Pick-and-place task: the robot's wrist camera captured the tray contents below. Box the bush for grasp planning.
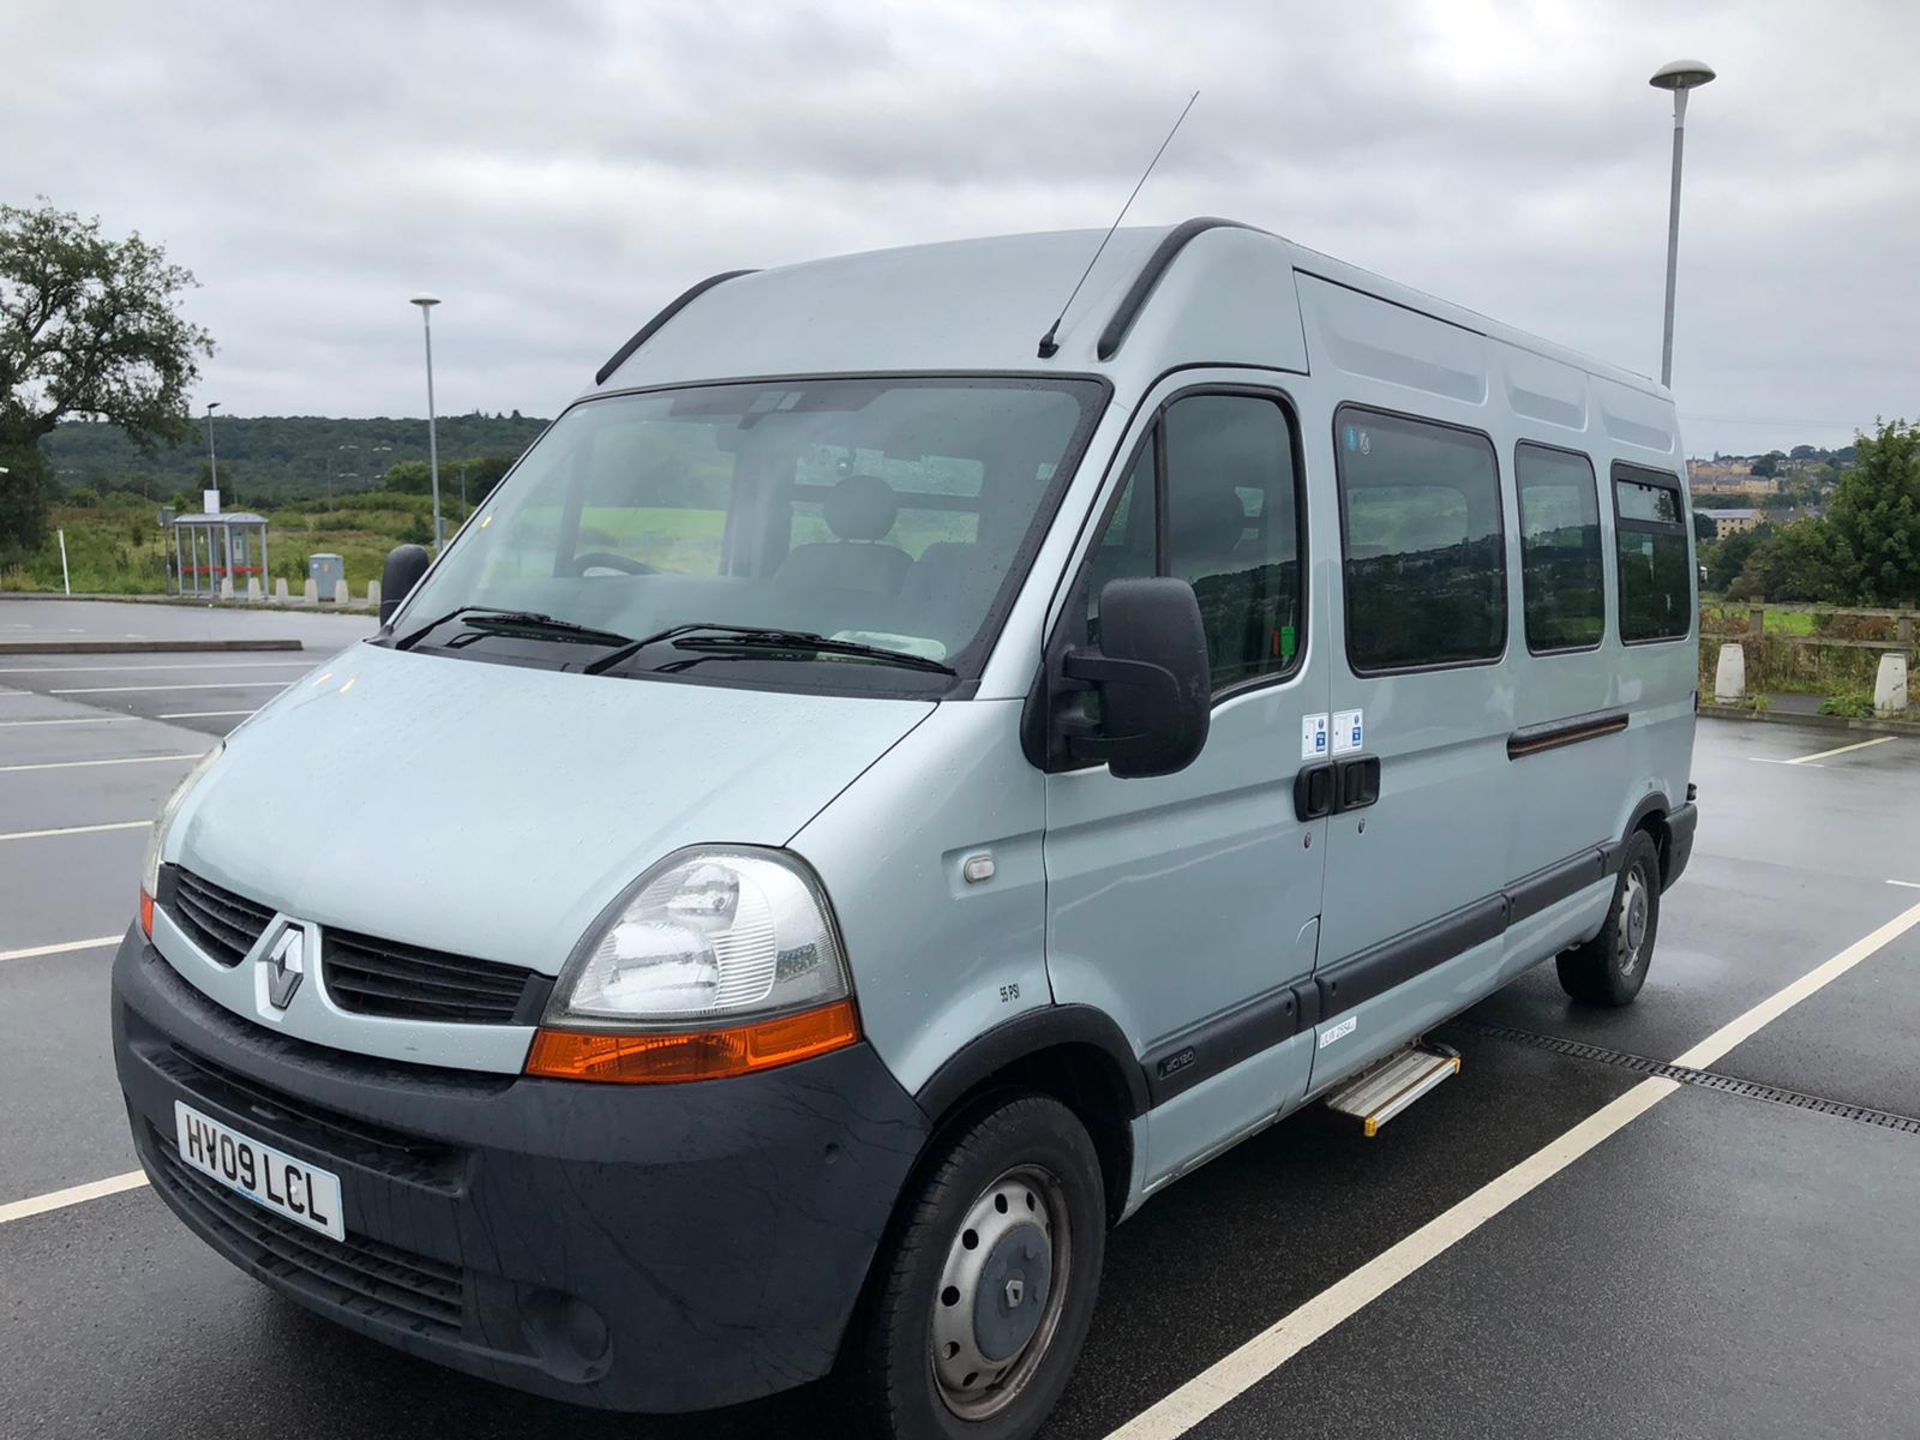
[1818,692,1876,718]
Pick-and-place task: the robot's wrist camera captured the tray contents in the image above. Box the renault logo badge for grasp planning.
[265,929,305,1010]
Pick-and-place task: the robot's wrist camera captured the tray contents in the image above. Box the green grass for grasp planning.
[2,495,472,596]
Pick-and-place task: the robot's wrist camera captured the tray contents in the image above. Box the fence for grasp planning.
[1700,603,1915,710]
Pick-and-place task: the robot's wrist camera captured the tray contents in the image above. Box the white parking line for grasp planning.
[158,709,259,720]
[1782,735,1898,766]
[1108,897,1920,1440]
[0,752,205,774]
[0,660,312,675]
[51,681,293,695]
[0,716,127,727]
[0,821,146,843]
[1890,880,1920,891]
[0,935,121,965]
[0,1171,148,1226]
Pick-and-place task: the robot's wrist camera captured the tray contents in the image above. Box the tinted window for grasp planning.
[1338,408,1506,671]
[1086,394,1303,692]
[1516,444,1604,652]
[1613,464,1691,643]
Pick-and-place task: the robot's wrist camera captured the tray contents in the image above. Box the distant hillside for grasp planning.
[41,413,551,503]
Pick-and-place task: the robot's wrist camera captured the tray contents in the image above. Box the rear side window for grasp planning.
[1085,392,1304,693]
[1337,407,1506,672]
[1516,444,1605,653]
[1612,464,1691,643]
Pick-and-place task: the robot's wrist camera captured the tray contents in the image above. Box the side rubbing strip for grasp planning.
[594,269,758,385]
[1507,708,1629,760]
[1096,217,1256,361]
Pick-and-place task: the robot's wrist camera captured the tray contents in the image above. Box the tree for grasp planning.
[1705,524,1765,590]
[1750,452,1783,478]
[0,201,213,553]
[1827,418,1920,605]
[1730,520,1854,602]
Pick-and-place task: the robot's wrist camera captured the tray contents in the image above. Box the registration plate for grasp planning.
[173,1100,345,1242]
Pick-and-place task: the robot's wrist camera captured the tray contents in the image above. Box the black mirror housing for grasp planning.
[1063,577,1211,778]
[380,544,431,627]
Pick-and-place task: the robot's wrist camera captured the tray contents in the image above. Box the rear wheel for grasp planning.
[1557,829,1662,1007]
[845,1093,1106,1440]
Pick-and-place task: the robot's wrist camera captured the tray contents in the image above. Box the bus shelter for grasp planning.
[171,512,269,598]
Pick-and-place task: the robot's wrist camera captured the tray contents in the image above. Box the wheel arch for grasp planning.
[914,1005,1146,1223]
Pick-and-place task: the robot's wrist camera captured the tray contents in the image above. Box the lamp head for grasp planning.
[410,293,441,309]
[1650,59,1716,91]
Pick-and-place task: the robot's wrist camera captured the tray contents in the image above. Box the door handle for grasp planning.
[1294,761,1335,821]
[1331,754,1380,813]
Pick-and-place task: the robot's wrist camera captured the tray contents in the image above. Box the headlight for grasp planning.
[527,847,859,1084]
[140,743,224,931]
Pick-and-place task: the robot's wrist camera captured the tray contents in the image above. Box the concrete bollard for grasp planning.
[366,580,381,613]
[1714,642,1746,703]
[274,578,289,603]
[219,576,234,601]
[333,579,349,606]
[1875,653,1908,715]
[245,577,262,602]
[303,578,319,604]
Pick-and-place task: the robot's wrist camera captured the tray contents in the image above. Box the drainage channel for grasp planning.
[1447,1019,1920,1137]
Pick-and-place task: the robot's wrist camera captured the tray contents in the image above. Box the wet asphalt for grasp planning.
[3,599,1919,1440]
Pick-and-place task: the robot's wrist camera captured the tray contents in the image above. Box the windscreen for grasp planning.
[398,377,1104,693]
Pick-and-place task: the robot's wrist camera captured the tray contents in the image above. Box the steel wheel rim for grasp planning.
[1620,866,1650,974]
[930,1163,1071,1421]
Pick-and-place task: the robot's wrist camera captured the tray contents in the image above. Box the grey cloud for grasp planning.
[3,0,1915,455]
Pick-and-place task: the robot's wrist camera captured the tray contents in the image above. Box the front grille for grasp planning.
[152,1042,465,1190]
[168,868,274,967]
[150,1126,467,1336]
[324,928,538,1025]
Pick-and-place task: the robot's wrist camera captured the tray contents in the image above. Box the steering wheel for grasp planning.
[567,551,657,576]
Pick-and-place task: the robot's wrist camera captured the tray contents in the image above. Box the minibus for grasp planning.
[114,218,1698,1440]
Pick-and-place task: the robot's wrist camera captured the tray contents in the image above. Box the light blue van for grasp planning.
[114,218,1698,1439]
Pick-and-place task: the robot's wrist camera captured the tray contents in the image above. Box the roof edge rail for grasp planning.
[1095,218,1256,362]
[594,269,758,386]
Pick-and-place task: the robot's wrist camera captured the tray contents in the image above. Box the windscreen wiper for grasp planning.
[394,606,631,652]
[583,623,956,677]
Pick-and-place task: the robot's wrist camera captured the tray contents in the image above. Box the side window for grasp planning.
[1337,407,1506,672]
[1084,443,1157,649]
[1085,394,1304,693]
[1163,395,1302,687]
[1613,464,1692,643]
[1516,444,1605,652]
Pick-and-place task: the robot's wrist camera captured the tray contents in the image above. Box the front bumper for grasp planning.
[112,930,930,1412]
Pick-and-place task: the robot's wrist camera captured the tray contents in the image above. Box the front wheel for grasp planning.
[845,1093,1107,1440]
[1557,829,1662,1007]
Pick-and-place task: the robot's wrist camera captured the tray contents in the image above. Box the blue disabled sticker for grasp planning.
[1344,425,1358,452]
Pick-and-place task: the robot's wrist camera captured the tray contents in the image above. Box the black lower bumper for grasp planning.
[111,930,930,1412]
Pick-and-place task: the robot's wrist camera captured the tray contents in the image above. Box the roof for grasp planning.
[589,218,1670,409]
[171,511,266,525]
[1712,508,1762,519]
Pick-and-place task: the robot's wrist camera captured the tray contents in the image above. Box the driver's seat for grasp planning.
[778,474,913,594]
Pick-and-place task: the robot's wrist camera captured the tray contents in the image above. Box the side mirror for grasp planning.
[380,544,431,626]
[1062,577,1211,779]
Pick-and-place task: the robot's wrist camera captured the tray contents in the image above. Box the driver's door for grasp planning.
[1042,381,1331,1188]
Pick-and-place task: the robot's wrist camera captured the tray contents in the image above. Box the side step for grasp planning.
[1323,1043,1461,1137]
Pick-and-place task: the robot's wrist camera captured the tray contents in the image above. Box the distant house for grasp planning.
[1709,507,1764,538]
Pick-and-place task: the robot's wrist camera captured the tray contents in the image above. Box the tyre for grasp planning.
[1557,829,1662,1007]
[844,1093,1107,1440]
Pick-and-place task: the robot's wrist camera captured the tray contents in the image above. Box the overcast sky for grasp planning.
[6,0,1915,457]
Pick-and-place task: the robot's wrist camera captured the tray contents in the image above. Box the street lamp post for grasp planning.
[204,401,222,500]
[1650,59,1716,389]
[410,294,443,549]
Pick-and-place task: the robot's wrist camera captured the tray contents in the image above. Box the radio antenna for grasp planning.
[1036,90,1199,359]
